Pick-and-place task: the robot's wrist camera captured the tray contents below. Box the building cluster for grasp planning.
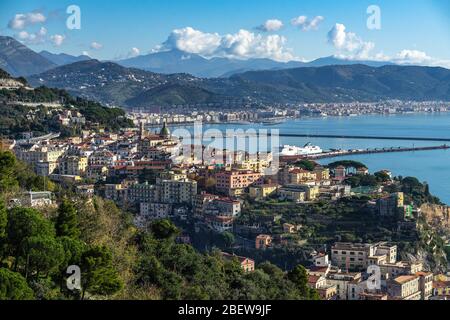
[128,109,299,126]
[298,100,449,117]
[11,110,450,301]
[303,242,448,300]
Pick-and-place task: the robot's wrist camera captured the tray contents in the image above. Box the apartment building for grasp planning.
[160,178,197,205]
[59,155,88,176]
[331,242,398,271]
[387,275,421,300]
[416,271,433,300]
[140,202,173,220]
[15,144,65,172]
[377,192,404,216]
[326,271,362,300]
[249,184,279,200]
[278,185,319,202]
[204,198,241,217]
[207,215,234,233]
[215,170,263,196]
[128,182,160,204]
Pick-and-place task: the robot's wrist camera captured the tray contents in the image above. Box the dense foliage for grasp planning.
[0,151,318,300]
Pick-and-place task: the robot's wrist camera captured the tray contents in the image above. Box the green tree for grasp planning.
[80,246,123,299]
[374,171,391,182]
[6,207,55,268]
[294,160,316,171]
[0,268,34,300]
[0,151,18,191]
[221,232,235,248]
[0,201,6,240]
[55,199,80,239]
[287,264,319,299]
[151,219,180,240]
[23,236,65,279]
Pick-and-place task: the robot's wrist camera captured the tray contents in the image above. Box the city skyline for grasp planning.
[0,0,449,68]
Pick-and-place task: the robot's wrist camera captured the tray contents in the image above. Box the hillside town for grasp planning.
[4,114,450,301]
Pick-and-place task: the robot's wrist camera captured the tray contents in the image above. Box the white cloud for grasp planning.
[392,50,450,69]
[291,15,324,31]
[257,19,284,32]
[50,34,65,47]
[82,51,90,57]
[395,50,430,64]
[90,42,103,50]
[16,27,47,45]
[163,27,221,56]
[327,23,374,59]
[128,47,140,58]
[159,27,296,61]
[8,12,46,30]
[326,24,450,69]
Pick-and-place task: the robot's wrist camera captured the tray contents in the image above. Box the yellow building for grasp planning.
[289,168,317,184]
[59,156,88,176]
[314,167,330,181]
[249,184,279,200]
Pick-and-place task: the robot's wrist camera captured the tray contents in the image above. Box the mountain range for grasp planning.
[39,50,91,66]
[26,59,450,108]
[0,36,56,77]
[2,35,450,108]
[116,48,393,78]
[1,35,394,79]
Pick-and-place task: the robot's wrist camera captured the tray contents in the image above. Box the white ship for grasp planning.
[280,143,323,156]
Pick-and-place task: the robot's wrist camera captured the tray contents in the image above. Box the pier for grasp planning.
[280,145,450,162]
[275,133,450,142]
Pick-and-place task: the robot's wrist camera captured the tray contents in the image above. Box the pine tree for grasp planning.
[55,199,80,239]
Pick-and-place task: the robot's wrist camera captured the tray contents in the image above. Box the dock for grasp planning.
[280,144,450,162]
[275,133,450,142]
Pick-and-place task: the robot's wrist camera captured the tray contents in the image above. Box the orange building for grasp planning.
[255,234,272,250]
[215,170,264,196]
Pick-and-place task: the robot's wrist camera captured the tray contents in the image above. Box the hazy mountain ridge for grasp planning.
[26,59,450,108]
[27,59,204,107]
[39,50,92,66]
[0,36,56,77]
[117,49,394,78]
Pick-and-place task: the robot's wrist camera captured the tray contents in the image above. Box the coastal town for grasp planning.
[128,100,450,126]
[3,104,450,300]
[1,0,450,305]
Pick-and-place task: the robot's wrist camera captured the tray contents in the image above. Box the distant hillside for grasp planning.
[0,36,56,76]
[231,64,450,101]
[305,56,394,68]
[125,83,224,107]
[27,60,450,108]
[27,59,200,107]
[39,50,91,66]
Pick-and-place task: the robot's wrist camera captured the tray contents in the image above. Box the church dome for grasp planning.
[159,122,171,138]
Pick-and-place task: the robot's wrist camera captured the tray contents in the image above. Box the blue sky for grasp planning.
[1,0,449,67]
